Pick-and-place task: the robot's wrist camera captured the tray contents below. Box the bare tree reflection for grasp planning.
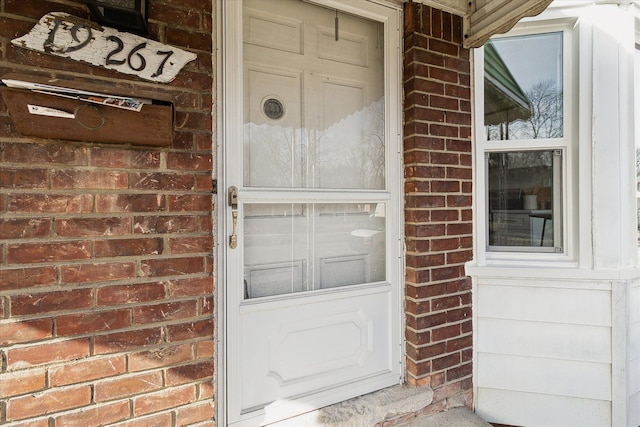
[512,80,563,139]
[487,80,563,141]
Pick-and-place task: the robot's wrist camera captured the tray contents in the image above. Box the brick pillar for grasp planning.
[403,2,473,410]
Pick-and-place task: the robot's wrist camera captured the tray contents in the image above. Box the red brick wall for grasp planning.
[0,1,215,425]
[403,2,473,411]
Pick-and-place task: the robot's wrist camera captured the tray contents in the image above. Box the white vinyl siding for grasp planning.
[475,278,613,426]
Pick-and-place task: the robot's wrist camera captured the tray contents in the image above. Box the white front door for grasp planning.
[222,1,402,425]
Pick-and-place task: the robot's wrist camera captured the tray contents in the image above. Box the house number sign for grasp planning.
[12,12,196,83]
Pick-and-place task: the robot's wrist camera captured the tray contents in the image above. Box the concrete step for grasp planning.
[400,407,493,427]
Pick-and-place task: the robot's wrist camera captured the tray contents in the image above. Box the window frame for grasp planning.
[474,19,577,264]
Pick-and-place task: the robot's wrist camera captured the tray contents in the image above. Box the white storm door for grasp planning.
[223,1,402,425]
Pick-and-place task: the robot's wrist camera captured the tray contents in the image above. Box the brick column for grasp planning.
[403,2,473,410]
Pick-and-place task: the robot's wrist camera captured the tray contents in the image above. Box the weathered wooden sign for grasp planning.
[12,12,197,83]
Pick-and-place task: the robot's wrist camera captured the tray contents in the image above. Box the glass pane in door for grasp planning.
[243,0,385,189]
[244,203,386,298]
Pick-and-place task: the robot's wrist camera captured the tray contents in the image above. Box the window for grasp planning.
[478,28,569,254]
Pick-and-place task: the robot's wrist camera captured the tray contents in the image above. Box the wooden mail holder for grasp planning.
[0,74,173,147]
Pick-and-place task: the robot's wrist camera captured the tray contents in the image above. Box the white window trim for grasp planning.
[472,18,579,267]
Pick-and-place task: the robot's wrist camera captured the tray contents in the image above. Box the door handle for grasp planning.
[228,186,238,249]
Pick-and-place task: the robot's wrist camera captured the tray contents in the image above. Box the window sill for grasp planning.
[465,260,640,282]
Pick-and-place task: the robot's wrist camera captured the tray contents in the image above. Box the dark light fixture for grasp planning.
[86,0,149,35]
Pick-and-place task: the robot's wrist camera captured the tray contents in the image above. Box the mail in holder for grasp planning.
[0,74,173,147]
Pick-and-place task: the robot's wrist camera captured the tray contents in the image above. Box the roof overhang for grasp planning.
[400,0,554,48]
[463,0,554,48]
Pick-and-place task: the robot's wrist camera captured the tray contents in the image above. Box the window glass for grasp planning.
[487,151,560,249]
[484,32,563,140]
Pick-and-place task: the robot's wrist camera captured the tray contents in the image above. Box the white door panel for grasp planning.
[240,286,392,412]
[244,65,303,188]
[319,254,369,288]
[244,9,303,55]
[245,260,305,298]
[317,27,368,66]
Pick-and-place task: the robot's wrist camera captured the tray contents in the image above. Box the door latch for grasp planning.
[228,186,238,249]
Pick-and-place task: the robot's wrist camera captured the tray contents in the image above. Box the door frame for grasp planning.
[215,1,405,425]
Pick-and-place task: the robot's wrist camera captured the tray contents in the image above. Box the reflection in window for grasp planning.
[243,203,386,298]
[487,151,561,249]
[484,32,563,140]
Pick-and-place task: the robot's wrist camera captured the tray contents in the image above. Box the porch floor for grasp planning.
[399,407,493,427]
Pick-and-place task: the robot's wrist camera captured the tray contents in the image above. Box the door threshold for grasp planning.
[266,384,434,427]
